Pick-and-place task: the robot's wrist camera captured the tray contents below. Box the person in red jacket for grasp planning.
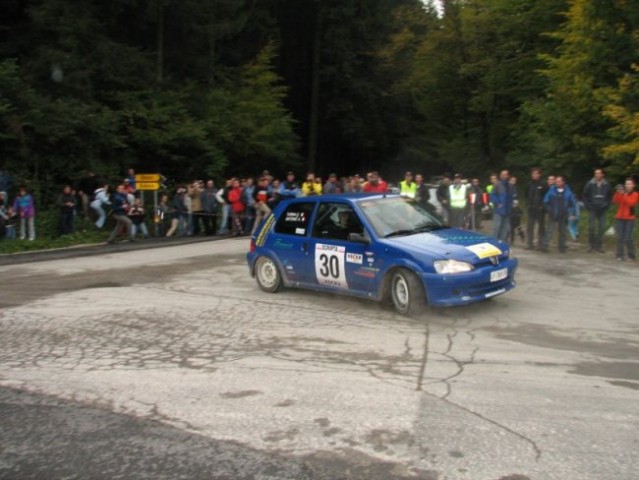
[227,178,245,237]
[362,171,388,193]
[612,177,638,261]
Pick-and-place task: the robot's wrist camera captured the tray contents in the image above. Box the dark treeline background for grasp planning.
[1,0,638,203]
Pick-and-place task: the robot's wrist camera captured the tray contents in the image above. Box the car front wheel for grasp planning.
[390,268,426,316]
[255,256,283,293]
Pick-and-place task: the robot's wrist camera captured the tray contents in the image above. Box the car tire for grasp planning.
[255,256,283,293]
[389,268,426,316]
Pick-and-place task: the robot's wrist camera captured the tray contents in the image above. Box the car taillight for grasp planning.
[250,238,256,252]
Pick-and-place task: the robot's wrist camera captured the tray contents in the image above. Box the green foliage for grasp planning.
[0,212,109,254]
[0,0,298,202]
[2,0,637,210]
[521,0,639,181]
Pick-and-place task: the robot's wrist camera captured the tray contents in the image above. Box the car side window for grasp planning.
[274,202,314,236]
[312,203,364,240]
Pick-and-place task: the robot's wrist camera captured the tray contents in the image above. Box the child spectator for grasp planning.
[12,186,36,241]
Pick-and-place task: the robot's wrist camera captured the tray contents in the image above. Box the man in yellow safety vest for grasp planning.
[399,171,417,199]
[448,173,469,228]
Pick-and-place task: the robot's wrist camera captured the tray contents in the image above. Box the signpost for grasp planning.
[135,182,161,191]
[135,174,161,183]
[134,174,163,236]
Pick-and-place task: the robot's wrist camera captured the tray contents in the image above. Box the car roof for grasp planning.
[285,193,399,204]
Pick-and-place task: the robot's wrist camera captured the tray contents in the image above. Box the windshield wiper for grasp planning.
[385,225,447,238]
[421,225,448,231]
[385,229,416,238]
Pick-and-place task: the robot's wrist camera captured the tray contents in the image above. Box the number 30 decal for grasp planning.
[315,244,348,288]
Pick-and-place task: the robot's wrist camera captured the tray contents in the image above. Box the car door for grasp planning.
[271,201,316,284]
[307,202,377,295]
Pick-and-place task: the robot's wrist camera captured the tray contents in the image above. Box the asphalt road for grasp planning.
[0,239,637,480]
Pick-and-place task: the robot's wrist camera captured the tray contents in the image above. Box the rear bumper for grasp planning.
[422,258,518,307]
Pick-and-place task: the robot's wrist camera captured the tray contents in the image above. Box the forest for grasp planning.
[1,0,638,202]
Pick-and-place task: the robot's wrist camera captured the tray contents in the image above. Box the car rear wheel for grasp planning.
[390,268,426,316]
[255,256,282,293]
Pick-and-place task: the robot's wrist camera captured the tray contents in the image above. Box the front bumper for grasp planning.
[423,258,518,307]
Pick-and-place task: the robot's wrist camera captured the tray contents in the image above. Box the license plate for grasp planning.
[490,268,508,282]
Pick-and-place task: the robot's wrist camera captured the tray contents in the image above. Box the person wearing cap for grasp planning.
[399,171,417,199]
[448,174,469,228]
[280,172,301,199]
[323,174,339,195]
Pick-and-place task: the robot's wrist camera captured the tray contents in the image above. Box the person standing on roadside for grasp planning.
[0,191,10,239]
[12,186,36,241]
[436,175,451,223]
[216,179,232,235]
[77,171,98,218]
[582,168,612,253]
[542,176,576,253]
[90,184,110,229]
[415,174,433,213]
[323,174,340,195]
[468,178,484,230]
[57,185,77,235]
[200,180,218,236]
[281,172,302,199]
[301,172,321,196]
[612,177,638,261]
[399,171,417,199]
[362,171,388,193]
[490,170,515,242]
[251,176,272,235]
[107,184,133,244]
[448,174,468,228]
[166,186,188,237]
[227,178,245,236]
[525,168,547,250]
[155,193,170,237]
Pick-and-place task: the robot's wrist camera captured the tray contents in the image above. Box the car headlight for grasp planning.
[433,259,474,274]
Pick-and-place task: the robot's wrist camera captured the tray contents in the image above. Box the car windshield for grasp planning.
[358,197,446,238]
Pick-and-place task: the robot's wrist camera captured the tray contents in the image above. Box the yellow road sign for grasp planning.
[136,182,160,191]
[135,173,161,182]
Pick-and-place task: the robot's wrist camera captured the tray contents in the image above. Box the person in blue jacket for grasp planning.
[490,170,515,242]
[542,175,576,253]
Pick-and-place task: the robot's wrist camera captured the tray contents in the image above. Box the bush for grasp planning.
[0,209,109,254]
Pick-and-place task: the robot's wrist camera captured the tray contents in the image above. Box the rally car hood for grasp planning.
[383,228,507,264]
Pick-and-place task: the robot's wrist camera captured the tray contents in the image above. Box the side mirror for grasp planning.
[348,232,369,244]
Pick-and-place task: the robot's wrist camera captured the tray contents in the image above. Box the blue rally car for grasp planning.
[247,194,518,315]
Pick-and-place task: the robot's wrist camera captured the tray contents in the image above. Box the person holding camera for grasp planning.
[612,178,638,261]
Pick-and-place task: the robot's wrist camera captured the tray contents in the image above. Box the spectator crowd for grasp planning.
[0,166,637,261]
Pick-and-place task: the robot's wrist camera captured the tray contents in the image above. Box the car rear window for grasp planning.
[274,202,315,236]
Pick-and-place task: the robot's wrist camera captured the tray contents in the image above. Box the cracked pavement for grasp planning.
[0,240,638,479]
